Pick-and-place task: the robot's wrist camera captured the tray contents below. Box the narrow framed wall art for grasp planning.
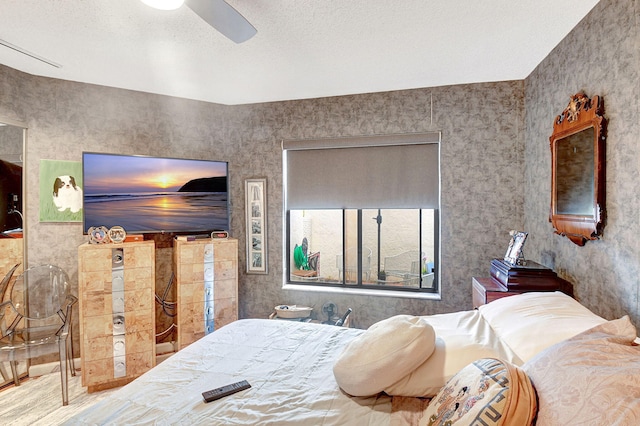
[245,178,268,274]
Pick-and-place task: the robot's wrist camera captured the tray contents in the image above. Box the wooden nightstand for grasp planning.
[472,277,521,308]
[472,259,574,308]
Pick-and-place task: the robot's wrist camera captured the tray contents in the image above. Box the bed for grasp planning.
[65,292,640,425]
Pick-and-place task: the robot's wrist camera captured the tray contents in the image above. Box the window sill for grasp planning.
[282,283,442,301]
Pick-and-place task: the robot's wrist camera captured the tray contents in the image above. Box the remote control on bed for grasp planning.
[202,380,251,403]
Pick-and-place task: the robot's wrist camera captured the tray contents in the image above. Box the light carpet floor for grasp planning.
[0,372,117,425]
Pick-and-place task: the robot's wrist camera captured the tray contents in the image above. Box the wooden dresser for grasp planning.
[173,237,238,350]
[0,237,23,279]
[78,241,156,392]
[472,259,573,308]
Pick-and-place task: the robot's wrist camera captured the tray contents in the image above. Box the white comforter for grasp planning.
[66,319,392,425]
[65,310,517,425]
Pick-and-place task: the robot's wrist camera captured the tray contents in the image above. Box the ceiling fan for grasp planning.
[141,0,257,43]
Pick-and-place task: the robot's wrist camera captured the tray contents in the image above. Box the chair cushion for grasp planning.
[419,358,537,426]
[333,315,436,396]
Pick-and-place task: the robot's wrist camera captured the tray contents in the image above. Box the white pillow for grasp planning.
[478,291,606,362]
[384,336,499,397]
[333,315,436,396]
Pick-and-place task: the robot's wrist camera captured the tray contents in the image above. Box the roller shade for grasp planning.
[283,132,440,209]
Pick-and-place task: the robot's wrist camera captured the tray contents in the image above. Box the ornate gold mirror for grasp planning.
[550,93,606,246]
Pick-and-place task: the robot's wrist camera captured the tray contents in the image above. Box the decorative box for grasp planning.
[490,259,572,295]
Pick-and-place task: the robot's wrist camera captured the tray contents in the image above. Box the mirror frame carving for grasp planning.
[549,93,606,246]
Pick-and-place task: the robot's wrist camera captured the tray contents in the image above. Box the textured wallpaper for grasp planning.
[524,0,640,327]
[0,65,525,329]
[229,82,526,326]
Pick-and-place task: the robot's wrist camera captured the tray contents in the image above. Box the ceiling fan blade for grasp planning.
[185,0,256,43]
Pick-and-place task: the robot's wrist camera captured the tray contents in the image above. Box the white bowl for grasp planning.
[275,305,313,319]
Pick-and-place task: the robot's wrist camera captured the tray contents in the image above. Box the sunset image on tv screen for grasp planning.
[82,153,229,234]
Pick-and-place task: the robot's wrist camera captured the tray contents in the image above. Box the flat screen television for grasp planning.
[82,152,229,235]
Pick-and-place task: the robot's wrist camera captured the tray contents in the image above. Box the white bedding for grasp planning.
[65,292,607,425]
[67,309,512,426]
[67,319,392,425]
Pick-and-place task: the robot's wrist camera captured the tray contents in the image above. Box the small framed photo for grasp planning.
[245,178,268,274]
[504,231,528,265]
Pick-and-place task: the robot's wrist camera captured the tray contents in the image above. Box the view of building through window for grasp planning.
[288,208,437,291]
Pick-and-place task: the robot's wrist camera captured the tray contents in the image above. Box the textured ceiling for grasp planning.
[0,0,600,105]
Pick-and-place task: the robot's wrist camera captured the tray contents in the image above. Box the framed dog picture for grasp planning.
[39,159,83,222]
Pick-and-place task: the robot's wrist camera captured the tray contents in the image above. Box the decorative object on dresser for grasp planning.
[549,92,607,246]
[503,230,527,266]
[87,226,110,244]
[78,240,156,392]
[107,225,126,243]
[472,258,573,308]
[173,237,238,350]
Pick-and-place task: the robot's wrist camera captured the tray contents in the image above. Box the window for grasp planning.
[283,133,440,293]
[287,208,438,291]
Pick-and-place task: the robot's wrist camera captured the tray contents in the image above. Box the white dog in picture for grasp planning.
[53,175,83,213]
